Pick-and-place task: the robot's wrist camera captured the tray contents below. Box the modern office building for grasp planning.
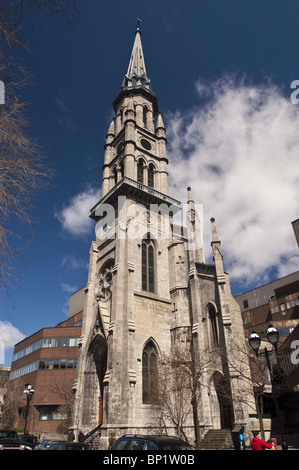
[4,289,84,437]
[235,271,299,342]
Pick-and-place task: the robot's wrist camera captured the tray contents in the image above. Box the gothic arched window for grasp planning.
[137,159,144,184]
[142,341,158,404]
[120,161,124,179]
[148,163,154,188]
[208,303,219,347]
[143,106,148,127]
[142,236,155,293]
[113,167,117,185]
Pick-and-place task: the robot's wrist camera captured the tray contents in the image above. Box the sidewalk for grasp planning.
[275,432,299,450]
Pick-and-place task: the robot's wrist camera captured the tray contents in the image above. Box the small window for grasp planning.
[60,359,67,369]
[208,303,219,347]
[142,237,155,293]
[143,106,148,127]
[243,300,249,309]
[270,306,279,314]
[142,341,158,404]
[148,163,154,188]
[67,359,74,369]
[137,159,144,183]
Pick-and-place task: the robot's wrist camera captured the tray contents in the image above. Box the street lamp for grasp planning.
[23,384,35,435]
[248,325,288,451]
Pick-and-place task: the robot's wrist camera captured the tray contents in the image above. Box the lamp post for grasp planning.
[248,325,288,451]
[23,384,35,435]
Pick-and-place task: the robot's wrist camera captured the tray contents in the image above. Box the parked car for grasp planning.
[110,434,194,450]
[46,441,93,450]
[35,439,61,450]
[0,429,30,450]
[19,434,40,449]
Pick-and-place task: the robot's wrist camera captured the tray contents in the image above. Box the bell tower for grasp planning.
[100,26,168,199]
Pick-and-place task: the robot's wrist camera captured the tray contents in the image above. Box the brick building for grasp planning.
[235,271,299,344]
[4,290,83,438]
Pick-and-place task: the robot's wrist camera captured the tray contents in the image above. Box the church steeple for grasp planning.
[122,25,151,91]
[90,25,183,221]
[113,24,158,117]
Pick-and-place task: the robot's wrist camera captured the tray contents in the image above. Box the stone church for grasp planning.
[71,26,255,448]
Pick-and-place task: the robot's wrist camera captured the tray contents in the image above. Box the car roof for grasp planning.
[119,434,188,442]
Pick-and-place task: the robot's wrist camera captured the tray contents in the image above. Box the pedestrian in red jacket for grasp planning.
[250,431,274,450]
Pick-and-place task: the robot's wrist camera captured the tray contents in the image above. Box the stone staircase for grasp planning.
[198,429,234,450]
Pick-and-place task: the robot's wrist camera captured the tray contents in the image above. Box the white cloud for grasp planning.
[61,255,88,271]
[167,75,299,289]
[55,186,100,238]
[60,282,79,316]
[0,321,25,357]
[60,282,78,295]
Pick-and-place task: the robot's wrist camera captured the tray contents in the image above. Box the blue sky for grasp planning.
[1,0,299,365]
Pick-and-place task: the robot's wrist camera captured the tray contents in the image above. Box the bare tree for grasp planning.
[0,0,82,288]
[147,335,217,446]
[1,379,22,428]
[50,377,74,434]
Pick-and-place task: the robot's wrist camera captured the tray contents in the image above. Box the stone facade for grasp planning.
[71,27,255,449]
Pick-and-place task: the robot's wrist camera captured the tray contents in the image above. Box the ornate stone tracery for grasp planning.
[96,259,114,302]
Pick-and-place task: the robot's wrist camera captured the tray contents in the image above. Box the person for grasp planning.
[250,431,274,450]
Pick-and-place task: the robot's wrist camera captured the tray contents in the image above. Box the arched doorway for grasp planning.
[81,333,107,429]
[210,371,232,429]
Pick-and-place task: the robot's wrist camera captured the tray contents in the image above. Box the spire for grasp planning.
[210,217,220,244]
[186,187,205,263]
[122,23,151,91]
[210,217,225,280]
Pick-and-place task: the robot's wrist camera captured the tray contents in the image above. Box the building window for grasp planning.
[243,299,249,309]
[142,237,155,293]
[38,406,68,421]
[208,303,219,347]
[137,159,144,183]
[113,167,117,185]
[270,306,279,314]
[148,163,154,188]
[142,341,158,404]
[120,161,124,179]
[143,106,148,127]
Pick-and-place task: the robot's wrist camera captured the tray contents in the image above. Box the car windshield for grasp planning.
[0,431,18,439]
[158,441,194,450]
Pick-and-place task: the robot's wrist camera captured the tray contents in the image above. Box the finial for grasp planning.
[136,18,142,30]
[210,217,220,243]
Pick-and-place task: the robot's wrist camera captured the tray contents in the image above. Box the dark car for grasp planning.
[19,434,40,449]
[110,435,194,451]
[47,441,93,450]
[0,429,27,450]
